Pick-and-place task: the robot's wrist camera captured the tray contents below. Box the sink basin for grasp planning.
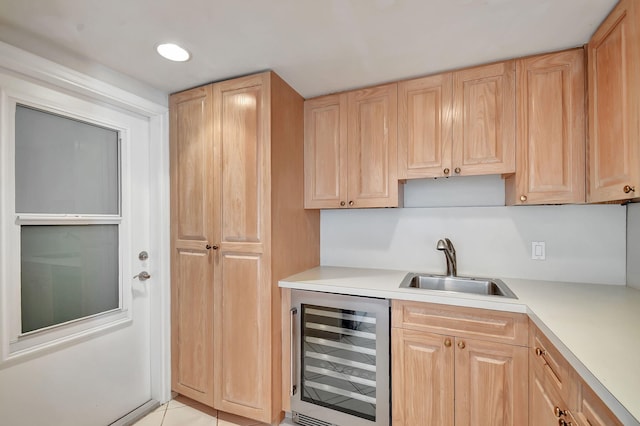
[399,273,517,299]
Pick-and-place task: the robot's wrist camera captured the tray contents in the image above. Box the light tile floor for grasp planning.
[133,396,274,426]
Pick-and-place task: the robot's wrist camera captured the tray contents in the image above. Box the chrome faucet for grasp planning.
[436,238,457,277]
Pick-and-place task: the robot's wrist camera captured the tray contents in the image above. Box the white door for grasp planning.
[0,69,162,425]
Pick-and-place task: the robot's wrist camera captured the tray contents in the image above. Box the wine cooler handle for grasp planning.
[290,307,298,396]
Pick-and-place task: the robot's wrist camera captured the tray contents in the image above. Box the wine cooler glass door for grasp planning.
[291,290,389,426]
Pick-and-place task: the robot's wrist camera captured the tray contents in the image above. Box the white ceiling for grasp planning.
[0,0,618,100]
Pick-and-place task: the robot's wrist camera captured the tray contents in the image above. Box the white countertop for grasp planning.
[280,266,640,425]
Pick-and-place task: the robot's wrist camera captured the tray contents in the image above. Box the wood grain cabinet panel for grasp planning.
[530,324,572,403]
[528,322,623,426]
[304,83,399,208]
[530,361,574,426]
[391,301,528,426]
[455,338,528,426]
[170,86,215,406]
[392,300,528,346]
[399,61,515,179]
[212,75,271,420]
[506,49,586,205]
[587,0,640,202]
[171,72,320,424]
[452,61,516,176]
[398,73,453,178]
[304,94,347,208]
[347,83,399,207]
[574,377,623,426]
[391,328,454,426]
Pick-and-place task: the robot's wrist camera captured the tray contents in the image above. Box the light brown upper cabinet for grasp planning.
[398,73,453,178]
[505,48,586,205]
[304,93,347,208]
[587,0,640,203]
[304,83,400,208]
[398,61,515,179]
[453,61,516,176]
[170,72,319,424]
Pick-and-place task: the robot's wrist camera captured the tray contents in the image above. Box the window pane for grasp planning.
[15,105,119,214]
[21,225,119,333]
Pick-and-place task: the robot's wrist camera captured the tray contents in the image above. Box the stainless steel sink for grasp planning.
[399,273,517,299]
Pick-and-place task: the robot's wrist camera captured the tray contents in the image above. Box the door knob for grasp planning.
[133,271,151,281]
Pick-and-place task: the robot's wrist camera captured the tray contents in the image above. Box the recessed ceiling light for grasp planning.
[156,43,191,62]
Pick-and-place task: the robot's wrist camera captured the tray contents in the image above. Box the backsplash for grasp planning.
[321,178,627,285]
[627,203,640,289]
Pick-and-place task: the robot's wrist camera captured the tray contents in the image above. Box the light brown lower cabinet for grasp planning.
[392,328,454,425]
[391,301,528,426]
[392,302,624,426]
[529,322,622,426]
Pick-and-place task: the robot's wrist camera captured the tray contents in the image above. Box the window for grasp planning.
[4,104,128,356]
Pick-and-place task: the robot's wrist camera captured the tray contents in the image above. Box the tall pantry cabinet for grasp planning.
[170,72,320,424]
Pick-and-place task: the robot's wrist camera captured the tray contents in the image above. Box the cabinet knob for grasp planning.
[454,167,461,174]
[535,347,546,357]
[443,168,450,175]
[206,244,219,250]
[340,201,346,207]
[457,341,465,349]
[623,185,636,194]
[554,406,567,418]
[444,338,452,347]
[348,201,354,206]
[520,194,527,202]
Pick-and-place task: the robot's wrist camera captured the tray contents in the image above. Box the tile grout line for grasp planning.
[159,403,168,426]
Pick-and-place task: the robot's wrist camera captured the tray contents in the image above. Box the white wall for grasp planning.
[627,203,640,289]
[321,178,627,285]
[0,24,167,107]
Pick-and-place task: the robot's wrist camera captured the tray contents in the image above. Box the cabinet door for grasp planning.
[169,86,215,406]
[347,83,399,208]
[588,0,640,202]
[574,379,623,426]
[391,328,454,426]
[398,73,453,178]
[212,74,271,421]
[304,94,348,208]
[507,49,586,205]
[529,368,566,426]
[452,61,515,176]
[530,366,568,426]
[454,338,528,426]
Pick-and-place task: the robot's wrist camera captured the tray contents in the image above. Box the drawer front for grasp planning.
[529,326,572,404]
[391,300,528,346]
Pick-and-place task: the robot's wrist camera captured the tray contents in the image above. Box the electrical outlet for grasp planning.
[531,241,546,260]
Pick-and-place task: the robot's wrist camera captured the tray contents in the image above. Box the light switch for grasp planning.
[531,241,546,260]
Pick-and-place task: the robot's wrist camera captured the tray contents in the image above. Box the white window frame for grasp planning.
[0,76,134,364]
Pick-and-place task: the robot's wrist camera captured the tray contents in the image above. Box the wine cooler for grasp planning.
[290,290,390,426]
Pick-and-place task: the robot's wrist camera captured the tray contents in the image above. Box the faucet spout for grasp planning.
[436,238,457,277]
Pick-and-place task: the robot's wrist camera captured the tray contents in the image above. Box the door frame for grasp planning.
[0,41,172,403]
